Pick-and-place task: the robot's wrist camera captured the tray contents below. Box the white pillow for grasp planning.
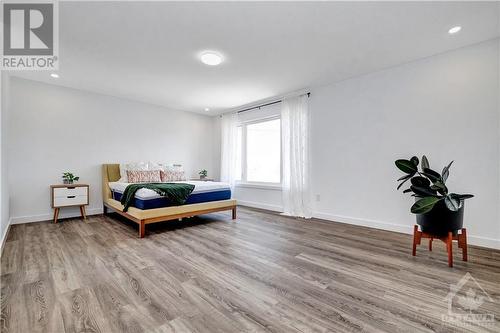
[149,163,185,182]
[149,163,183,172]
[171,164,184,171]
[119,162,148,182]
[148,162,166,171]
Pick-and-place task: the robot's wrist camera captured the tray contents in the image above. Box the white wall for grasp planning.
[231,39,500,248]
[1,73,11,247]
[7,78,217,223]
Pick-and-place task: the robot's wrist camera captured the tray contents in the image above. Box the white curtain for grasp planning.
[281,95,312,218]
[220,113,239,187]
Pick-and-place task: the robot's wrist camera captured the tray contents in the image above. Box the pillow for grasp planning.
[119,162,148,182]
[126,170,161,183]
[160,168,186,182]
[147,162,164,171]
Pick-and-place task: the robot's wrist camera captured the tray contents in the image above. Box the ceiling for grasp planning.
[11,1,500,115]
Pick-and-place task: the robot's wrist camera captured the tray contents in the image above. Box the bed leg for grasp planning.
[103,204,108,215]
[139,220,145,238]
[232,206,237,220]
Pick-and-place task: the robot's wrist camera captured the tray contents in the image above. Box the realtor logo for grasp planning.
[1,0,58,70]
[442,272,495,329]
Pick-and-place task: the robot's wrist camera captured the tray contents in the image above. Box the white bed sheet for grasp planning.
[109,181,231,200]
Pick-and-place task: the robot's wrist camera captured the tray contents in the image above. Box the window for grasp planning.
[237,118,281,184]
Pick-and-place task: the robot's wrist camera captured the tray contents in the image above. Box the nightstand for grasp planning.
[190,178,215,182]
[50,184,89,223]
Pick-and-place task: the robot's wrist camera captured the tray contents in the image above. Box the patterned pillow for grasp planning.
[160,169,186,182]
[119,162,148,182]
[126,170,161,183]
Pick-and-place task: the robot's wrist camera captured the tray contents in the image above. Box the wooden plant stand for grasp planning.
[412,225,467,267]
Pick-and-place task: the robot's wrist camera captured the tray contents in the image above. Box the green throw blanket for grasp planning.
[120,183,195,212]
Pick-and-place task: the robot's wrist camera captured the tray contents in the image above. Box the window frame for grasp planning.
[236,115,282,188]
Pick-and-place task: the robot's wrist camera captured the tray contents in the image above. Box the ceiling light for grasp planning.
[448,26,462,34]
[204,108,210,112]
[50,73,59,78]
[200,52,223,66]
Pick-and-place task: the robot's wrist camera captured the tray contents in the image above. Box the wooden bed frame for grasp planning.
[102,164,237,238]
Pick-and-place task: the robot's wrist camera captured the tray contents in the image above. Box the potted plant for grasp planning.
[62,172,80,184]
[199,169,208,180]
[395,155,473,236]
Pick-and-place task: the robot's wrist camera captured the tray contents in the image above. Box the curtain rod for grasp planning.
[237,92,311,114]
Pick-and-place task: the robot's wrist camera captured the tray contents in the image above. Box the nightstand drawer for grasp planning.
[53,186,88,198]
[53,195,88,207]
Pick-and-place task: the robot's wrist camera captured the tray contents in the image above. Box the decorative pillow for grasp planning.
[126,170,161,183]
[160,169,186,182]
[119,162,148,182]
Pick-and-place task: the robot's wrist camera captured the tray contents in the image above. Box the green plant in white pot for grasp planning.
[199,169,208,179]
[62,172,79,184]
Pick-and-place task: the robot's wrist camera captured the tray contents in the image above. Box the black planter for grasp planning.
[416,200,464,236]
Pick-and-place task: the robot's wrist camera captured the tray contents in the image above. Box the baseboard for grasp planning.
[10,207,103,224]
[467,235,500,250]
[313,211,500,250]
[237,200,283,213]
[313,211,414,234]
[0,218,12,256]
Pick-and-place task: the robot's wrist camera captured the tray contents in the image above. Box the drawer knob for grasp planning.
[67,195,76,198]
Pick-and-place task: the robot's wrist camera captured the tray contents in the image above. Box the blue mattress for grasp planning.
[112,189,231,210]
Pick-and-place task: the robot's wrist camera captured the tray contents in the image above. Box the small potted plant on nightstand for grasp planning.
[199,169,208,180]
[62,172,80,184]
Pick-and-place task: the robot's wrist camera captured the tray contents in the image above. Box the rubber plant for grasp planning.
[395,155,473,214]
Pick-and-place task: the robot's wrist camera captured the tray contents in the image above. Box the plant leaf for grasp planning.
[441,160,454,183]
[397,174,412,181]
[403,188,412,193]
[430,181,448,195]
[397,176,411,190]
[421,155,430,170]
[395,159,417,174]
[411,197,441,214]
[410,176,430,187]
[410,185,438,197]
[422,168,441,182]
[444,195,461,211]
[450,193,474,200]
[410,156,419,166]
[431,181,445,189]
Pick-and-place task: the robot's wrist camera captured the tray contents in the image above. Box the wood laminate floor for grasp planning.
[1,207,499,333]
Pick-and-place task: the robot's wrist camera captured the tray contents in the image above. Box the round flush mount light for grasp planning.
[204,108,210,112]
[50,73,59,78]
[448,26,462,34]
[200,52,223,66]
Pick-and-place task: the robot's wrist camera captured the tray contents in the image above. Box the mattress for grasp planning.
[108,181,231,210]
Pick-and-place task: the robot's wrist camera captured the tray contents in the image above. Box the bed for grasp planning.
[102,164,237,238]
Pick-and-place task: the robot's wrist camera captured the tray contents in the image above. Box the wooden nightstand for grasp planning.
[50,184,89,223]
